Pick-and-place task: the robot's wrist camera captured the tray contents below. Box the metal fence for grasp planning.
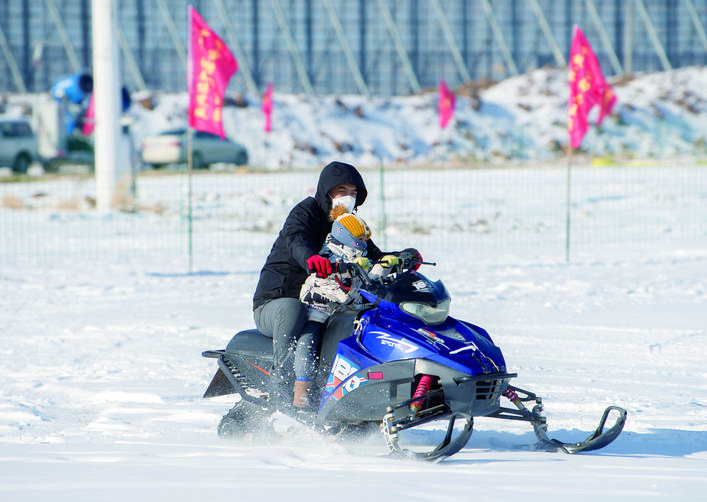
[2,1,706,271]
[2,163,705,271]
[2,0,707,97]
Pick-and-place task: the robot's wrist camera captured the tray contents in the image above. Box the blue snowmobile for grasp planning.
[202,252,626,460]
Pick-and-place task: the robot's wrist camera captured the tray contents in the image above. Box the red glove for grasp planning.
[306,255,332,278]
[402,248,423,271]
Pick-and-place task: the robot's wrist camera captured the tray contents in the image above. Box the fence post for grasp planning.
[379,160,387,251]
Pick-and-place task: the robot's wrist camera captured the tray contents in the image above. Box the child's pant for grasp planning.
[295,320,323,380]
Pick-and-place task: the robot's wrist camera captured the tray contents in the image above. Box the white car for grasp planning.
[0,118,39,174]
[141,128,248,169]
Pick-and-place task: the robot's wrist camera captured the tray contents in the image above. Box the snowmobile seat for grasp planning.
[225,329,273,358]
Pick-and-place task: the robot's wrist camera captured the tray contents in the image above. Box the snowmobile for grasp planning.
[202,252,627,460]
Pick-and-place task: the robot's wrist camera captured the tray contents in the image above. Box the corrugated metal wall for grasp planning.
[1,0,706,96]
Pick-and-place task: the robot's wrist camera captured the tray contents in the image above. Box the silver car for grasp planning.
[141,128,248,169]
[0,118,38,174]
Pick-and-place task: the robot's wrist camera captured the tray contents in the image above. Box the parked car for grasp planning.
[141,128,248,169]
[0,117,39,174]
[44,135,96,173]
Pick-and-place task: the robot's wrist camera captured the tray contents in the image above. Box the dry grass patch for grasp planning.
[1,193,24,209]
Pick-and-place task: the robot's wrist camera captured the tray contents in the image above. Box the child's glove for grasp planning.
[380,255,399,268]
[353,257,370,269]
[306,255,332,278]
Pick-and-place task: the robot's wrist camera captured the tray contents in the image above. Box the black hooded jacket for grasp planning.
[253,161,384,310]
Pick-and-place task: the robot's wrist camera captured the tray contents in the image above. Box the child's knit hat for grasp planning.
[329,205,370,251]
[330,205,371,239]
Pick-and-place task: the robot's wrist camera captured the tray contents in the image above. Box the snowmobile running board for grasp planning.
[489,385,628,454]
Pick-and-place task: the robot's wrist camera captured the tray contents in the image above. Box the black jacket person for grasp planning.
[252,161,384,410]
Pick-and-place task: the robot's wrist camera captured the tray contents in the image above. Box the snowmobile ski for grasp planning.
[491,385,627,454]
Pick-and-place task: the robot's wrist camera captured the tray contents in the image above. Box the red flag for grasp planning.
[187,6,238,139]
[438,79,455,129]
[81,92,95,136]
[568,26,616,149]
[262,81,273,133]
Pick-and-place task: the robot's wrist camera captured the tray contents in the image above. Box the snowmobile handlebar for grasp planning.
[397,248,433,269]
[368,258,436,267]
[334,250,434,283]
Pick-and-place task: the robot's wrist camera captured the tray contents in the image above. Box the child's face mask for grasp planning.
[331,194,356,213]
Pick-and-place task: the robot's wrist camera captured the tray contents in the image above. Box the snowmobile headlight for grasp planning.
[400,299,450,325]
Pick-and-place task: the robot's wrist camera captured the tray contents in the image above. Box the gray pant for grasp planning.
[253,298,307,396]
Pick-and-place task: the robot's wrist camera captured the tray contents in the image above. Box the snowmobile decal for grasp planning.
[436,327,466,342]
[325,353,368,400]
[449,342,479,355]
[247,360,270,375]
[375,333,418,354]
[414,328,450,349]
[411,280,429,291]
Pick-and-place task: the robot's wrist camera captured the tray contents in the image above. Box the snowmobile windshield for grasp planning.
[400,297,450,325]
[362,271,451,325]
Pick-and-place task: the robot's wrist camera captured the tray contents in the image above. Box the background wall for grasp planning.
[2,0,707,96]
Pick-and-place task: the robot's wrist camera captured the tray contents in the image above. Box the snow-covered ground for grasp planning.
[1,164,706,501]
[4,66,707,169]
[1,66,707,500]
[127,65,707,168]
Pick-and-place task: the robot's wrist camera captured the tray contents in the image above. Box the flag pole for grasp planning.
[187,127,194,273]
[186,5,239,273]
[565,146,573,263]
[565,26,616,263]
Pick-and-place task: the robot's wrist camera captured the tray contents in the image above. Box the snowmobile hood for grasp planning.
[356,310,506,375]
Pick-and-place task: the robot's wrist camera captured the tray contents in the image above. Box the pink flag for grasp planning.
[262,82,273,132]
[187,6,238,139]
[568,26,617,149]
[81,92,95,136]
[438,79,455,129]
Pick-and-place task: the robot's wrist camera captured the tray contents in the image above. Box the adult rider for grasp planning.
[252,161,400,412]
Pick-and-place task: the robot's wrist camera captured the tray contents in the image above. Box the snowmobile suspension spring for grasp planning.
[410,374,434,416]
[503,388,520,402]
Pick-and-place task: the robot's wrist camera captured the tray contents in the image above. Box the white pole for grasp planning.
[92,0,121,212]
[187,128,194,273]
[566,149,573,263]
